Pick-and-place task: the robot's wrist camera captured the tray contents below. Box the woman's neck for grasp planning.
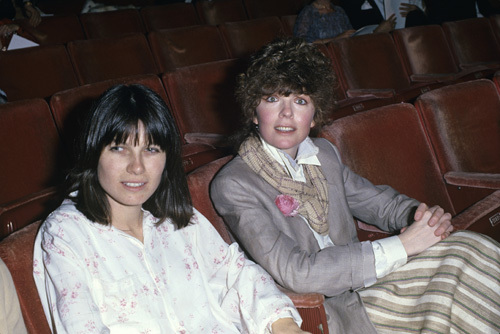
[112,209,145,242]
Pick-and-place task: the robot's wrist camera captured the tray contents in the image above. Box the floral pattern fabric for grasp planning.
[33,199,300,333]
[294,5,353,42]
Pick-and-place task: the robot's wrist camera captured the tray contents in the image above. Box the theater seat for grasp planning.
[161,58,246,147]
[392,24,486,83]
[140,3,201,32]
[0,99,68,208]
[186,156,329,334]
[280,15,297,36]
[414,79,500,227]
[0,221,50,333]
[148,25,230,73]
[49,74,224,173]
[80,9,145,39]
[0,44,79,101]
[49,74,168,158]
[490,14,500,44]
[327,33,440,104]
[67,33,158,85]
[319,103,500,240]
[195,0,248,25]
[15,14,85,45]
[219,16,287,58]
[242,0,303,19]
[442,17,500,76]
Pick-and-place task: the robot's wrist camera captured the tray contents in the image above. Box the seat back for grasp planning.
[319,103,455,215]
[0,99,68,206]
[186,155,233,243]
[67,33,158,85]
[490,14,500,44]
[415,79,500,174]
[161,58,245,145]
[280,14,297,36]
[0,221,50,333]
[140,3,201,32]
[443,17,500,67]
[49,74,168,158]
[392,25,460,76]
[16,14,85,45]
[219,16,286,58]
[328,33,411,92]
[195,0,248,25]
[79,9,145,39]
[148,25,230,73]
[0,44,79,101]
[242,0,303,18]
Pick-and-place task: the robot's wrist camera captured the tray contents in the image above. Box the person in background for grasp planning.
[293,0,395,43]
[33,84,308,334]
[211,37,500,333]
[341,0,428,30]
[0,0,43,50]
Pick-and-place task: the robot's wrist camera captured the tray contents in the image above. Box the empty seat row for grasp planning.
[0,15,291,101]
[319,80,500,242]
[14,0,304,43]
[325,17,500,118]
[3,15,500,106]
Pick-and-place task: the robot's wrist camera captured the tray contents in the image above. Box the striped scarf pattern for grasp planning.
[239,136,330,235]
[359,231,500,333]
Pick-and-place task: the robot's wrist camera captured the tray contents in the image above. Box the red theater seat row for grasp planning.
[17,0,305,43]
[2,78,499,334]
[2,16,500,106]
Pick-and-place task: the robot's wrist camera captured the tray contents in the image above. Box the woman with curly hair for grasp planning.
[211,37,500,333]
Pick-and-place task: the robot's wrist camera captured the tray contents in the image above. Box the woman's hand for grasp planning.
[414,203,453,239]
[398,211,442,257]
[399,3,419,17]
[24,3,42,27]
[374,14,396,33]
[0,24,20,50]
[271,318,311,334]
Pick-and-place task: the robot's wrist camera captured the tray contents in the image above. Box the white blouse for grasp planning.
[33,199,300,333]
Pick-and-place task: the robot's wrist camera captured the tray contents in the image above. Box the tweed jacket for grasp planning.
[210,138,420,333]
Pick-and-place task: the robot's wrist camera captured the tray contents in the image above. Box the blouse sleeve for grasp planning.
[33,215,108,334]
[188,209,302,333]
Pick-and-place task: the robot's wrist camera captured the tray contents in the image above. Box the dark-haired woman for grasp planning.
[33,84,307,334]
[211,37,500,333]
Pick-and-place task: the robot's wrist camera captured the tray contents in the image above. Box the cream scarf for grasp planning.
[239,136,330,235]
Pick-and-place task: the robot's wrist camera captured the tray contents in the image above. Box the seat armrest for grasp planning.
[410,73,458,83]
[451,190,500,230]
[277,285,325,308]
[184,132,229,147]
[346,88,395,99]
[444,171,500,189]
[459,62,498,70]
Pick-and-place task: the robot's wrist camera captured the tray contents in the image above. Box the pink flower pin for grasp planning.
[275,194,300,217]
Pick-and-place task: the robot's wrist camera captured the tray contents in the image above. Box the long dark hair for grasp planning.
[66,84,193,228]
